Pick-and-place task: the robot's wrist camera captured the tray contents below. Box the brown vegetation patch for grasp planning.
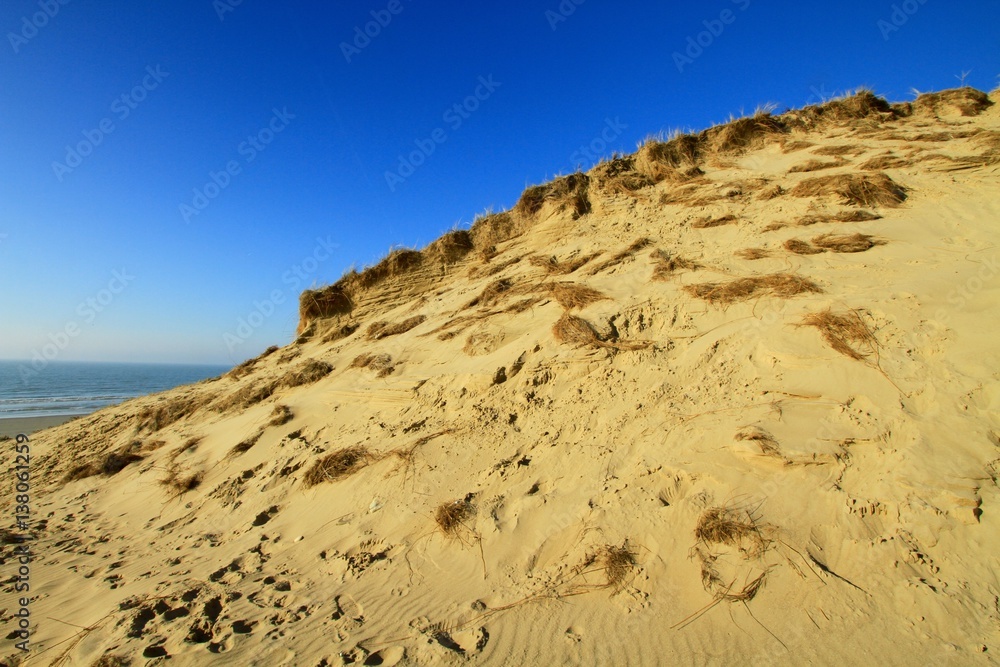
[593,155,657,193]
[812,145,859,156]
[790,172,906,207]
[298,287,353,334]
[801,309,878,360]
[138,396,206,432]
[269,405,293,427]
[282,360,333,388]
[228,346,279,379]
[303,446,371,487]
[784,238,824,255]
[367,315,427,340]
[701,112,786,154]
[160,467,204,497]
[465,278,515,309]
[529,252,602,275]
[601,543,637,589]
[692,214,738,229]
[350,353,394,377]
[435,498,476,536]
[229,432,261,457]
[788,158,845,173]
[695,506,769,557]
[735,427,782,458]
[553,314,651,351]
[547,282,607,310]
[586,237,654,275]
[468,211,521,251]
[685,273,822,304]
[859,155,911,170]
[784,90,895,128]
[424,230,474,264]
[213,381,277,413]
[912,87,993,117]
[757,183,785,200]
[515,173,591,220]
[322,322,359,344]
[735,248,771,260]
[651,249,701,280]
[781,140,815,153]
[812,233,883,253]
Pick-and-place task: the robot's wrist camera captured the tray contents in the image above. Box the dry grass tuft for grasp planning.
[529,252,602,275]
[269,405,293,427]
[468,211,521,251]
[91,656,131,667]
[757,183,785,200]
[913,87,993,117]
[297,287,353,334]
[515,173,591,220]
[735,248,772,260]
[859,155,911,171]
[781,140,815,153]
[303,446,371,487]
[435,498,476,536]
[800,309,878,360]
[160,467,204,497]
[548,282,607,310]
[790,172,907,208]
[213,381,277,412]
[281,360,333,388]
[695,506,768,557]
[322,322,360,344]
[784,238,824,255]
[702,112,786,154]
[423,230,474,264]
[350,353,394,377]
[367,315,427,340]
[228,346,279,379]
[586,237,654,275]
[692,214,738,229]
[465,278,515,309]
[788,159,845,173]
[137,395,207,432]
[812,233,883,253]
[651,249,701,280]
[812,145,859,156]
[553,314,651,351]
[601,543,637,589]
[593,155,657,193]
[787,89,895,127]
[735,427,782,458]
[229,432,261,457]
[685,273,822,304]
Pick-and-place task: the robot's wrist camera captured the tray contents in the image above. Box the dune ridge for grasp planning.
[3,87,1000,666]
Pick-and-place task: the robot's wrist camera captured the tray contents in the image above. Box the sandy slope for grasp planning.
[3,88,999,666]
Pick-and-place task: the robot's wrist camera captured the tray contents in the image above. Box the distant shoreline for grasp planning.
[0,414,85,438]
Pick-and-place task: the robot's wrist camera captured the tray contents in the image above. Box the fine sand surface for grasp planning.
[3,88,999,666]
[0,415,83,439]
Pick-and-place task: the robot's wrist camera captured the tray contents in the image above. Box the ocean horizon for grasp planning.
[0,359,231,419]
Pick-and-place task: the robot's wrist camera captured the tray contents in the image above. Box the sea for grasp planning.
[0,360,231,419]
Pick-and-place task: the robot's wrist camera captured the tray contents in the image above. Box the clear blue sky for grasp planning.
[1,1,997,366]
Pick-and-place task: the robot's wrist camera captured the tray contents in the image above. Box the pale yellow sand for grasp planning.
[3,88,999,666]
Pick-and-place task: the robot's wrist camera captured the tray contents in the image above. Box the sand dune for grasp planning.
[3,87,999,666]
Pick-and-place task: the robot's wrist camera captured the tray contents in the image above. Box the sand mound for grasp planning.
[7,87,1000,666]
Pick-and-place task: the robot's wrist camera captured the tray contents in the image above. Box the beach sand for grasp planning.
[2,88,998,666]
[0,414,82,439]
